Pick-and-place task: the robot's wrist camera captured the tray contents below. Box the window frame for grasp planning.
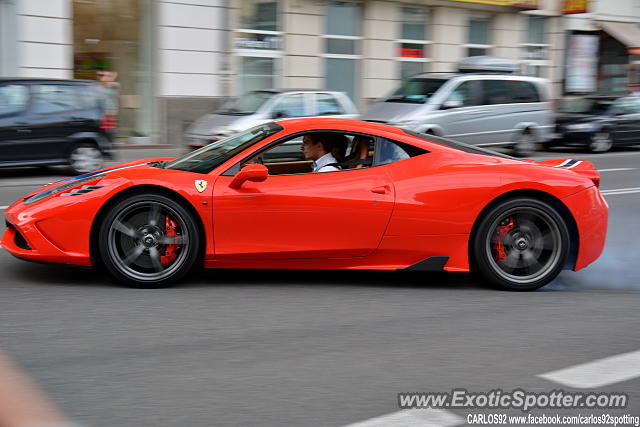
[28,83,89,116]
[0,83,30,118]
[519,15,550,77]
[269,92,312,118]
[312,92,347,116]
[443,80,482,108]
[223,129,427,177]
[323,1,362,102]
[463,15,493,57]
[394,6,432,79]
[233,0,284,95]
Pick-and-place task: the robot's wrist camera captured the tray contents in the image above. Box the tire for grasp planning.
[589,131,613,153]
[98,193,201,288]
[512,130,538,157]
[69,143,104,174]
[542,141,555,151]
[471,197,570,291]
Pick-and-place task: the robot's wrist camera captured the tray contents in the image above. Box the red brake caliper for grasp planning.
[161,216,179,266]
[492,217,515,262]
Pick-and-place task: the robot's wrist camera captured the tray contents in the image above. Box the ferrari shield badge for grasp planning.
[194,180,208,193]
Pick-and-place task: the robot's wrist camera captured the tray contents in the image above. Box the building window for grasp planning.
[235,1,282,94]
[73,0,153,140]
[239,57,276,94]
[239,0,278,31]
[521,16,549,77]
[396,7,431,80]
[324,1,361,102]
[465,16,492,56]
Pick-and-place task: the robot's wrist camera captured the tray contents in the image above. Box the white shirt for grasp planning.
[311,152,341,173]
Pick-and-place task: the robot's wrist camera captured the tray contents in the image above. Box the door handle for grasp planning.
[371,185,390,195]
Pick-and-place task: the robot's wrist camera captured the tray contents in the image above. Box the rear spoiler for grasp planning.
[536,158,600,188]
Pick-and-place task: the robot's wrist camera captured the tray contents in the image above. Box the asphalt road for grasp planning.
[0,147,639,427]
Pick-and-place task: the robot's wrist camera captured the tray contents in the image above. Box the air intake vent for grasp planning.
[7,223,31,250]
[60,185,103,196]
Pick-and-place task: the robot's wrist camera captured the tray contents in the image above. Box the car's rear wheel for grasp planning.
[471,197,569,291]
[69,143,104,174]
[98,193,200,288]
[589,131,613,153]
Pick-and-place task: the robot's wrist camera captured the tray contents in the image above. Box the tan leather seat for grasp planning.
[347,136,371,169]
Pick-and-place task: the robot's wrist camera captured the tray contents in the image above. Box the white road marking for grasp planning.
[601,187,640,196]
[344,409,462,427]
[539,349,640,389]
[0,205,8,210]
[597,168,636,172]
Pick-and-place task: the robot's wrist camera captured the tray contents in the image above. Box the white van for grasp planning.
[361,56,554,155]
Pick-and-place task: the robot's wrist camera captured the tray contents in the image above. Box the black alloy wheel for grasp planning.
[471,197,570,291]
[98,193,200,287]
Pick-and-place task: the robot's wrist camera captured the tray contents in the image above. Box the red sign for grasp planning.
[399,47,424,58]
[562,0,588,14]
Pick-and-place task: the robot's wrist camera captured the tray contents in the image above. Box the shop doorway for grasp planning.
[73,0,153,142]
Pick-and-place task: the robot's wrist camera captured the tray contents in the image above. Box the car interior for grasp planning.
[243,132,375,176]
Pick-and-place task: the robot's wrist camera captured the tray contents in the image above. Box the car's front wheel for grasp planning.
[471,197,570,291]
[69,143,104,174]
[98,193,201,287]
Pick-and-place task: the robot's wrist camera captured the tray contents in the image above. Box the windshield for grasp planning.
[218,91,274,115]
[387,78,447,104]
[165,122,283,174]
[560,98,613,115]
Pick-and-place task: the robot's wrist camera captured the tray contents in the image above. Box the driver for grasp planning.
[300,133,344,173]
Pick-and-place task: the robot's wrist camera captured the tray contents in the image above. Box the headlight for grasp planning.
[565,123,595,131]
[23,176,104,205]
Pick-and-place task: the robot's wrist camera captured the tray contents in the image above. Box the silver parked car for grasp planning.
[362,56,554,155]
[185,89,358,149]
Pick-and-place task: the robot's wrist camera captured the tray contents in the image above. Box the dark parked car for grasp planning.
[548,95,640,152]
[0,78,114,174]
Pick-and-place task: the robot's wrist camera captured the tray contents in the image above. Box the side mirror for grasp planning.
[441,99,463,110]
[272,111,287,119]
[229,163,268,189]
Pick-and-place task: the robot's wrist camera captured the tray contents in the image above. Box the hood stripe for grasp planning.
[51,163,147,185]
[555,159,581,169]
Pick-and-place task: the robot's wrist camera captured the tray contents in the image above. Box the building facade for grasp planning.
[562,0,640,96]
[1,0,622,147]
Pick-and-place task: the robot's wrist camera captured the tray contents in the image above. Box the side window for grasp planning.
[445,81,479,107]
[31,84,85,114]
[615,98,640,114]
[315,93,346,115]
[0,84,29,116]
[243,132,377,175]
[377,138,427,166]
[510,81,540,103]
[272,94,307,118]
[482,80,515,105]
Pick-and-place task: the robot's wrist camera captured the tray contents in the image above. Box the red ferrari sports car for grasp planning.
[2,118,607,290]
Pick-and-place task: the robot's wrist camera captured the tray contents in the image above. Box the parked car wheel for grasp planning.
[512,130,537,157]
[589,131,613,153]
[98,193,201,288]
[69,143,104,174]
[471,197,570,291]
